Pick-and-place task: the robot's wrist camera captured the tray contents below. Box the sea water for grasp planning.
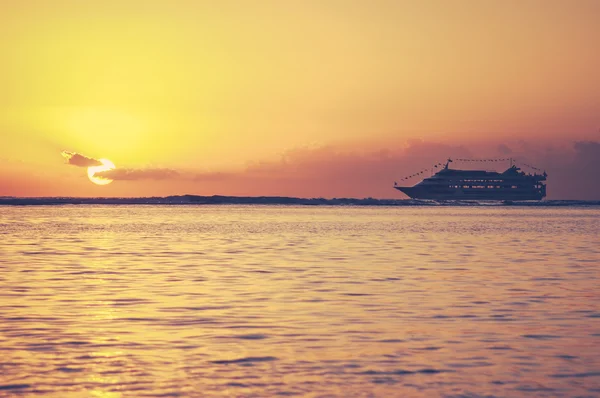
[0,205,599,397]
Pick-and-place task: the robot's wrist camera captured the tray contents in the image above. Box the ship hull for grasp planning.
[395,186,544,201]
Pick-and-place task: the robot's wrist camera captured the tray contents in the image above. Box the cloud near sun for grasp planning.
[61,151,179,183]
[95,168,180,181]
[61,151,102,167]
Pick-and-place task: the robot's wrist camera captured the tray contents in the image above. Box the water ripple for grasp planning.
[0,205,599,397]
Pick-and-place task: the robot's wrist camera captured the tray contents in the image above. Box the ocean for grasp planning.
[1,205,599,397]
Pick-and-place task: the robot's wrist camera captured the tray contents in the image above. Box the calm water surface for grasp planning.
[1,206,599,397]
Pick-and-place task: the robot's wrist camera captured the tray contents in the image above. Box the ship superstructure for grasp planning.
[394,159,547,200]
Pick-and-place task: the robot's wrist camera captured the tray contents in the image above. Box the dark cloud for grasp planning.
[573,141,600,166]
[540,141,600,200]
[61,151,102,167]
[497,144,513,155]
[96,168,238,182]
[192,172,236,181]
[96,168,180,181]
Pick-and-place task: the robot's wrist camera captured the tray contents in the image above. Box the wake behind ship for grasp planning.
[394,159,547,201]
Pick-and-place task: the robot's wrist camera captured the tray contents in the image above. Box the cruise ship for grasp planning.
[394,159,547,201]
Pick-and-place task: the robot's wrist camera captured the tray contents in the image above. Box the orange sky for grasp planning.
[1,0,599,198]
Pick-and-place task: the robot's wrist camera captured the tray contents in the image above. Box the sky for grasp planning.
[1,0,599,199]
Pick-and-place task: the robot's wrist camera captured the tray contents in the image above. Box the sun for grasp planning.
[87,159,116,185]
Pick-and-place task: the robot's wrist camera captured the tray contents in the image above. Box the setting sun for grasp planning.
[87,159,116,186]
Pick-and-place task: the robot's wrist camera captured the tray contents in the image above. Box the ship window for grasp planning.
[511,185,518,189]
[463,185,469,189]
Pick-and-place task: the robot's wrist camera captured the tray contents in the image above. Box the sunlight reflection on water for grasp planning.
[0,205,599,397]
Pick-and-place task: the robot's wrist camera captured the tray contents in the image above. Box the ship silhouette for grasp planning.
[394,159,547,200]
